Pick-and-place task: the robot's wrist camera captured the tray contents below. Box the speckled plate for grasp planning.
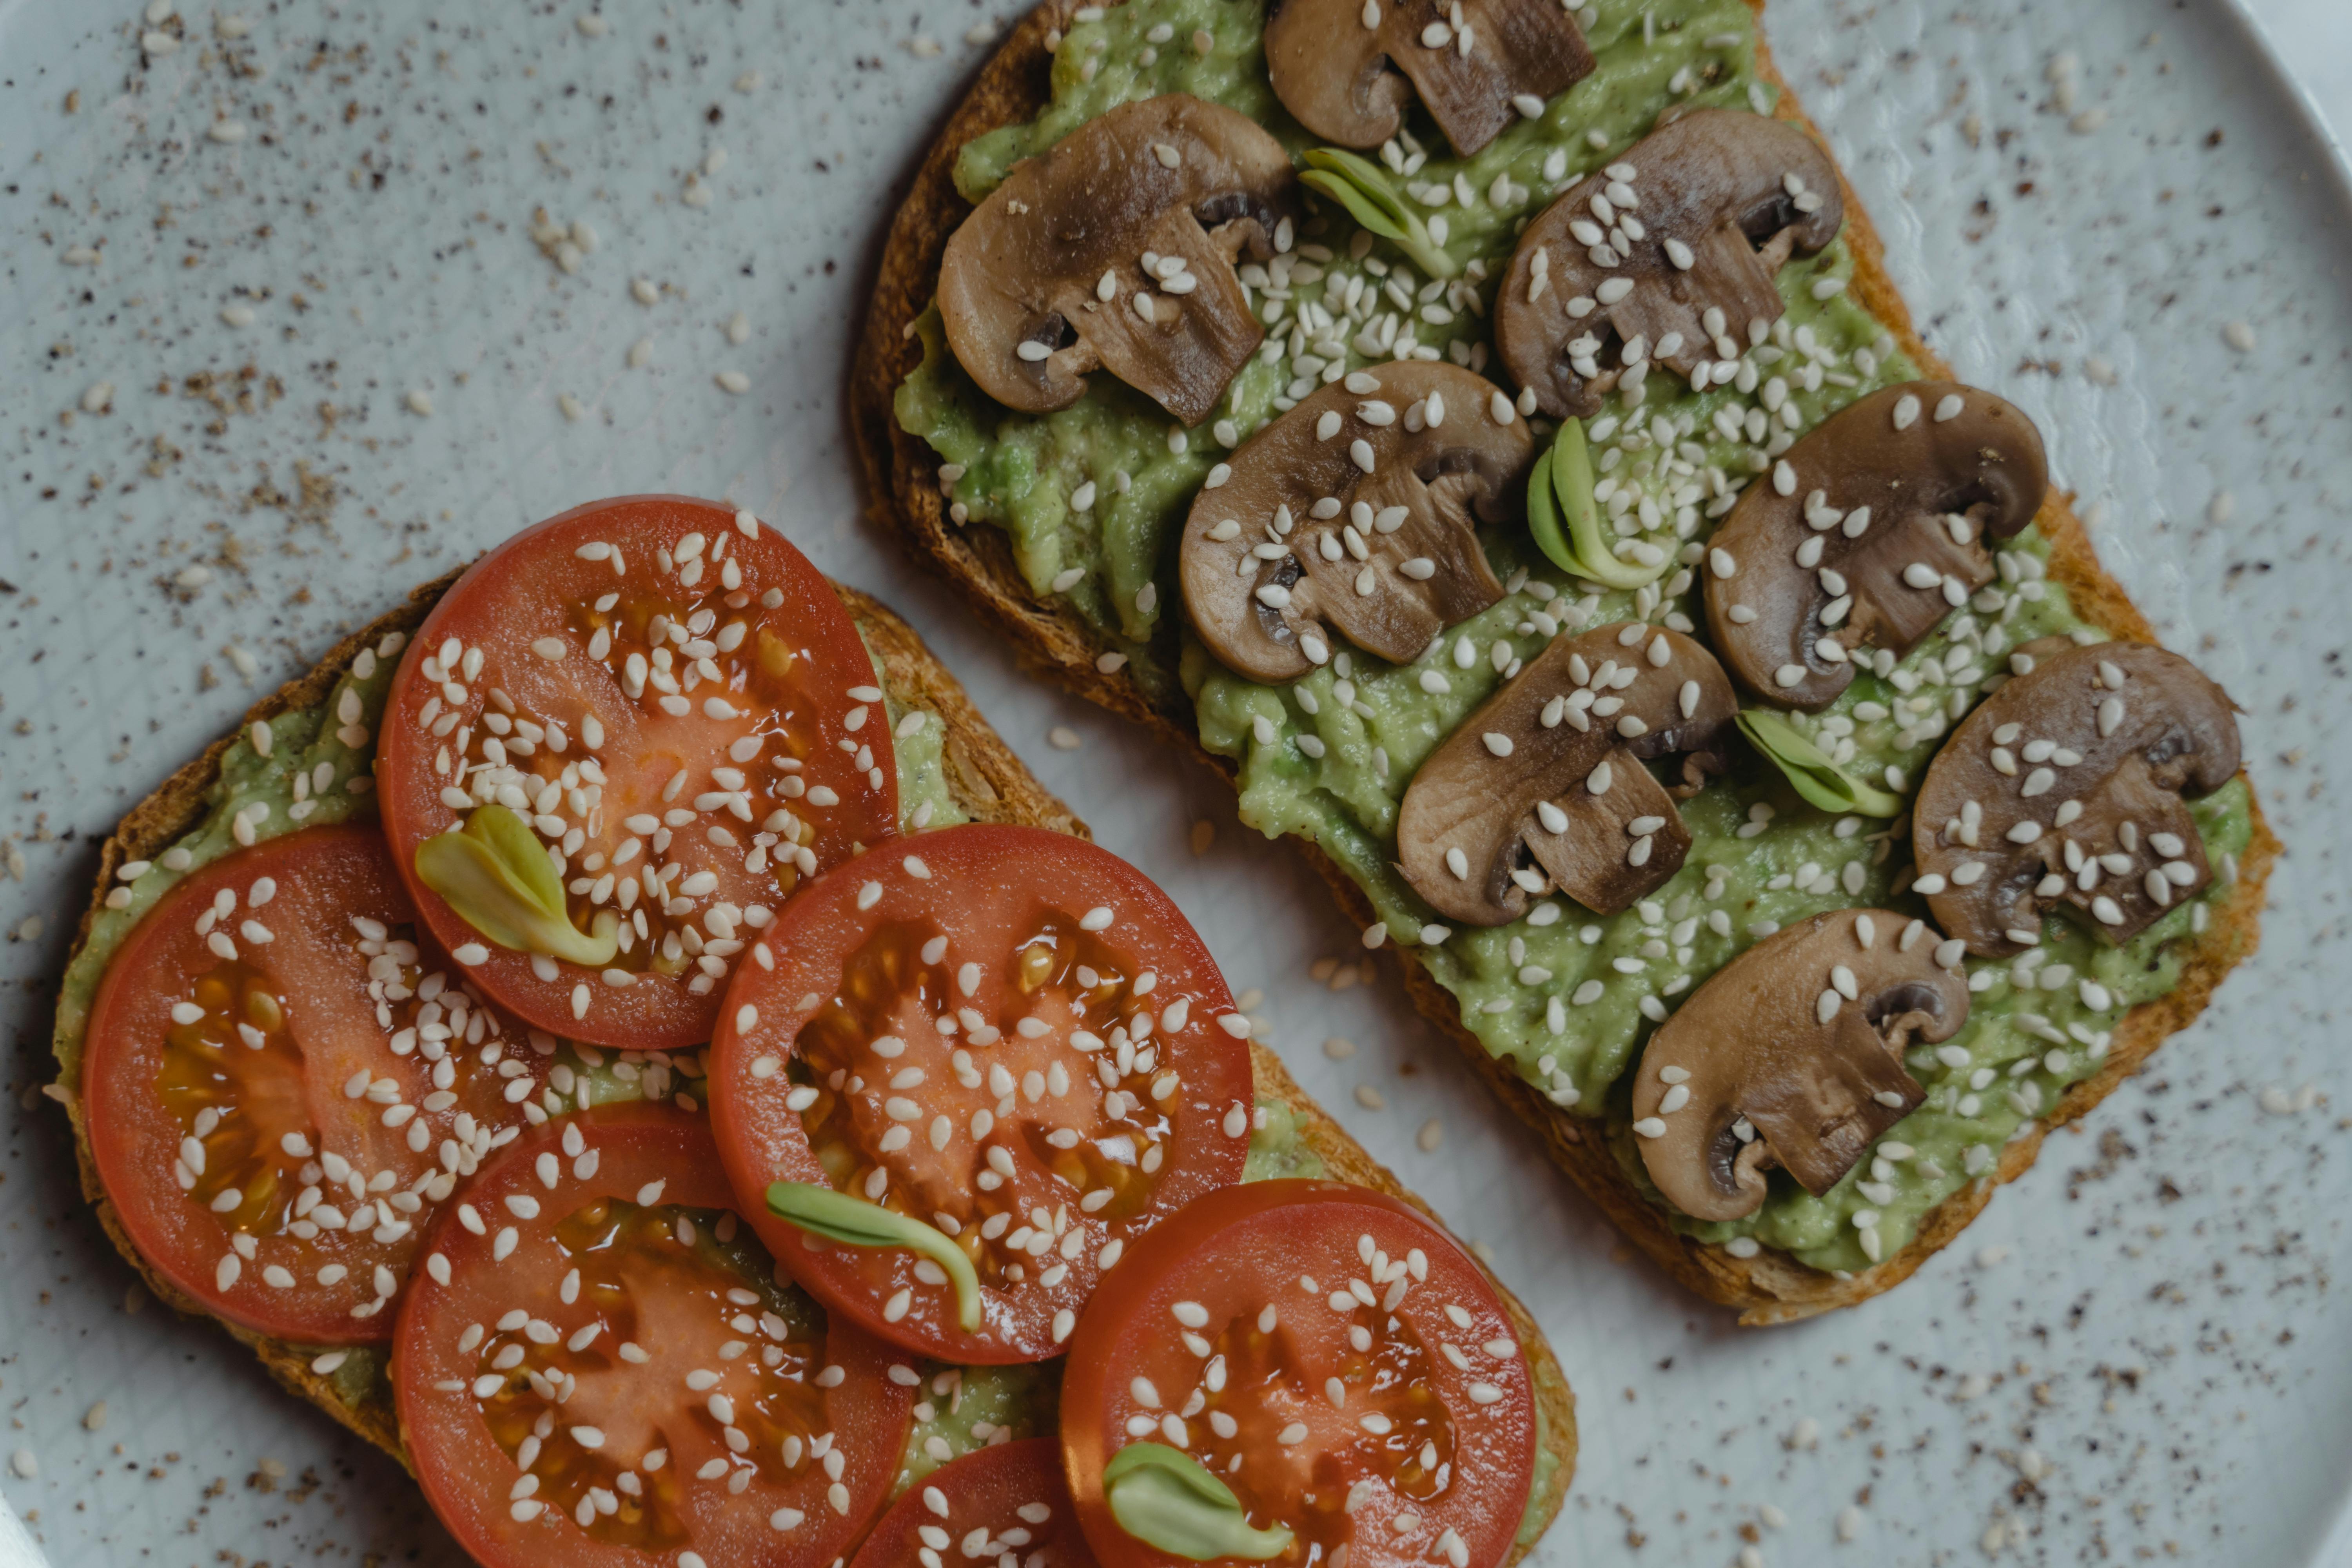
[1,0,2348,1563]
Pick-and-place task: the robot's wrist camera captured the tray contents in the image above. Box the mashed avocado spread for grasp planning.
[895,0,2256,1275]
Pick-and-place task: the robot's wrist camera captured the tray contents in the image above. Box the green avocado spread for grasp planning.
[895,0,2256,1276]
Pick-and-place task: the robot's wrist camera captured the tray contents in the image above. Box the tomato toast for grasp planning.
[49,503,1574,1563]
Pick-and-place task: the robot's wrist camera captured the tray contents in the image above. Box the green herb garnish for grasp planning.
[1298,149,1460,280]
[1526,421,1670,590]
[414,802,621,965]
[1737,709,1906,817]
[1102,1443,1294,1561]
[764,1181,982,1332]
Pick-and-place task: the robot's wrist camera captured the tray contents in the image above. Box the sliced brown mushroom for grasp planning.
[1633,908,1966,1223]
[1494,109,1844,420]
[1396,621,1737,923]
[1702,381,2048,710]
[1911,639,2240,958]
[1265,0,1596,157]
[1179,363,1531,684]
[936,94,1298,427]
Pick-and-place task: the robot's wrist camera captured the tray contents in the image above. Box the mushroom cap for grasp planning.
[1633,908,1964,1223]
[1396,621,1738,925]
[1703,380,2048,710]
[1265,0,1596,157]
[1179,363,1531,684]
[937,94,1298,427]
[1912,639,2241,958]
[1495,109,1844,420]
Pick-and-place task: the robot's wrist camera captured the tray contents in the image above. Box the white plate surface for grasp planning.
[0,0,2347,1563]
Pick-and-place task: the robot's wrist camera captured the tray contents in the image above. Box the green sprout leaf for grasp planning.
[1737,709,1907,818]
[414,803,620,965]
[1102,1443,1295,1562]
[1297,149,1460,280]
[1524,420,1670,591]
[764,1181,982,1332]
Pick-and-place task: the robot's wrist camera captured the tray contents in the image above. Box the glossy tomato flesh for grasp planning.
[395,1102,915,1568]
[81,824,550,1343]
[377,495,897,1053]
[850,1438,1096,1568]
[1059,1180,1536,1568]
[709,823,1254,1365]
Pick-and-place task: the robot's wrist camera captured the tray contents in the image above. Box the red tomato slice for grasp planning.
[377,495,898,1054]
[708,824,1255,1366]
[81,825,551,1344]
[850,1439,1098,1568]
[396,1103,915,1568]
[1059,1181,1537,1568]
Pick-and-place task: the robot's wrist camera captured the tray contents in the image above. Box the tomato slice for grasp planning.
[850,1439,1098,1568]
[377,495,898,1054]
[81,825,551,1343]
[396,1103,915,1568]
[708,824,1255,1366]
[1059,1181,1537,1568]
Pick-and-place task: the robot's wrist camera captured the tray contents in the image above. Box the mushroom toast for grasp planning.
[51,502,1572,1563]
[863,0,2273,1322]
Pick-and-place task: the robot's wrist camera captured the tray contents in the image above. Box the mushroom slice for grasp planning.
[1633,909,1965,1223]
[1396,622,1737,924]
[1911,639,2240,958]
[1494,109,1844,420]
[1179,363,1530,684]
[1265,0,1595,157]
[936,94,1298,426]
[1704,381,2048,710]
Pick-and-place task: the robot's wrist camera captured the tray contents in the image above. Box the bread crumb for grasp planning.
[1047,726,1081,751]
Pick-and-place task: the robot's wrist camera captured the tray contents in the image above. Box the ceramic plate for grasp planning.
[0,0,2346,1561]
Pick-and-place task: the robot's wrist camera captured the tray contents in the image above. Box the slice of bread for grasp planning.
[47,566,1575,1552]
[849,0,2280,1322]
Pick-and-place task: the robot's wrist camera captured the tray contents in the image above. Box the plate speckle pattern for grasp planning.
[0,0,2347,1562]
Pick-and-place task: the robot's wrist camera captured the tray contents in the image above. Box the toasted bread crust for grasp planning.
[50,567,1577,1530]
[849,0,2278,1322]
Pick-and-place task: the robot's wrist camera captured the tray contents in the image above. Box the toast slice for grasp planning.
[849,0,2279,1322]
[45,566,1575,1551]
